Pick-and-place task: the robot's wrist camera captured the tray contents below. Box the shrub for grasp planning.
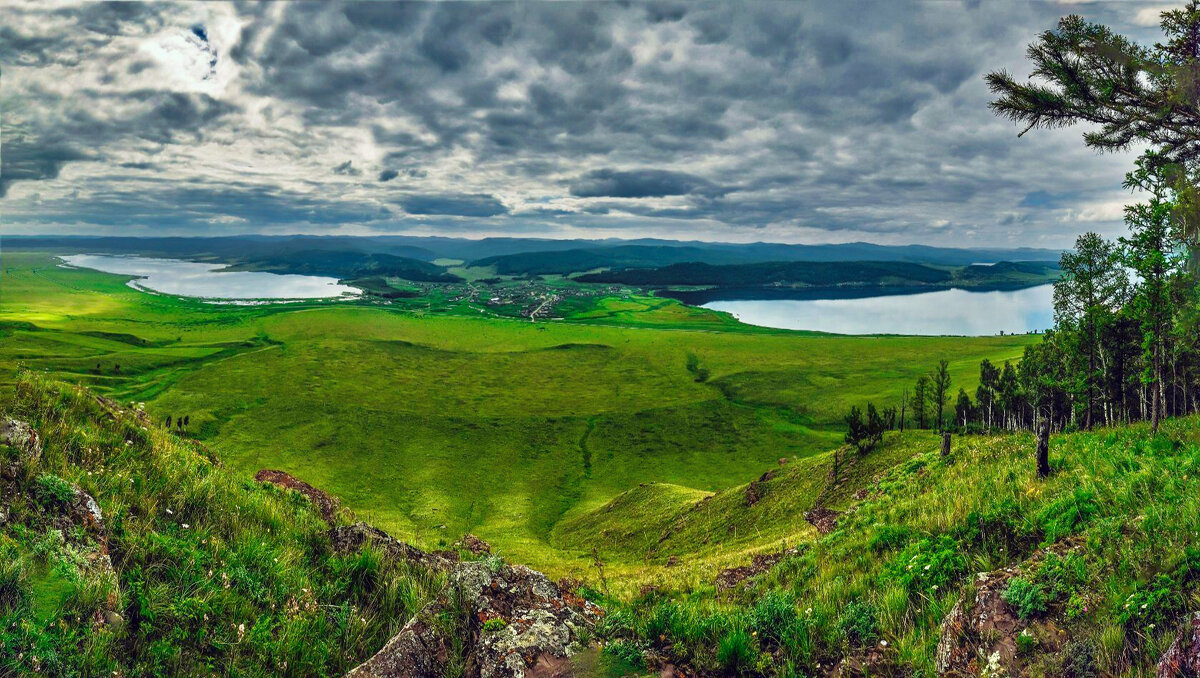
[955,498,1035,557]
[1036,487,1098,542]
[1003,578,1047,620]
[1059,639,1099,678]
[1035,552,1087,602]
[1117,574,1182,631]
[716,628,757,676]
[838,599,878,646]
[884,536,967,594]
[1016,628,1036,655]
[33,474,75,507]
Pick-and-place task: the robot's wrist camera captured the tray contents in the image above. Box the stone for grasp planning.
[1157,611,1200,677]
[0,419,41,477]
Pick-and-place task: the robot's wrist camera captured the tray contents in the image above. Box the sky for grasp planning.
[0,1,1184,247]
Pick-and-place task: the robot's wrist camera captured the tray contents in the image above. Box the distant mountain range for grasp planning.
[6,235,1061,270]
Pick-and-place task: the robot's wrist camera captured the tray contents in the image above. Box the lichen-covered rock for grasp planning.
[0,419,41,477]
[935,543,1079,677]
[1157,611,1200,677]
[346,557,601,678]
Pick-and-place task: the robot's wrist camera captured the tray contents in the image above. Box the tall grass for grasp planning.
[0,372,443,677]
[594,418,1200,676]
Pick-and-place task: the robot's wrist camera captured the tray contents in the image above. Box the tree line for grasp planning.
[846,4,1200,441]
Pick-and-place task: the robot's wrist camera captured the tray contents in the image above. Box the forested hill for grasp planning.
[576,259,1058,289]
[472,245,749,275]
[221,250,462,282]
[472,242,1062,275]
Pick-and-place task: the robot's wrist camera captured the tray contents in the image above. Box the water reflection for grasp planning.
[703,285,1054,336]
[61,254,359,300]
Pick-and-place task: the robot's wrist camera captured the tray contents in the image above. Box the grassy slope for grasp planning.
[590,419,1200,676]
[0,373,441,677]
[0,251,1036,579]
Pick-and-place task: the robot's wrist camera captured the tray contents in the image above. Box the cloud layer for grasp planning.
[0,1,1182,246]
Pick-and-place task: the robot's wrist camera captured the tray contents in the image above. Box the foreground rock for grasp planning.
[936,543,1080,677]
[346,558,601,678]
[1,418,42,477]
[1158,611,1200,677]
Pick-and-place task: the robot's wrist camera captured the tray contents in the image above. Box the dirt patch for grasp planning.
[804,505,840,535]
[456,533,492,555]
[744,469,776,507]
[715,546,802,592]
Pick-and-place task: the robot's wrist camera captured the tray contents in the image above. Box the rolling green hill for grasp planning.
[0,251,1036,578]
[583,418,1200,677]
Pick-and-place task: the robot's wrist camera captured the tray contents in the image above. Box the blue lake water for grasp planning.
[692,285,1055,336]
[61,254,359,301]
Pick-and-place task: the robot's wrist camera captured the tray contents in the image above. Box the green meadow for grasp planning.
[0,250,1037,577]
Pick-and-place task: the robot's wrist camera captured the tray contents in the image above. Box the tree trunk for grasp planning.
[1036,421,1051,478]
[941,432,951,458]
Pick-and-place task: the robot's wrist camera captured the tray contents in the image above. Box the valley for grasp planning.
[0,250,1036,581]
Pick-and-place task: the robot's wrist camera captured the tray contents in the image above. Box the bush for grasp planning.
[716,628,757,676]
[1059,639,1099,678]
[1117,574,1182,631]
[1003,578,1047,620]
[883,535,967,594]
[1017,628,1036,655]
[838,599,878,646]
[1036,487,1098,542]
[955,498,1035,557]
[33,474,75,507]
[1035,552,1087,602]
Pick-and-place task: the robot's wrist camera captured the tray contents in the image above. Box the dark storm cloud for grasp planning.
[569,169,725,199]
[399,194,508,217]
[333,160,361,176]
[1,1,1178,245]
[0,137,92,198]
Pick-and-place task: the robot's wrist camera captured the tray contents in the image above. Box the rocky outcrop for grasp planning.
[935,543,1081,677]
[254,468,342,525]
[331,522,456,572]
[1,419,42,477]
[346,558,601,678]
[744,469,776,506]
[1157,611,1200,677]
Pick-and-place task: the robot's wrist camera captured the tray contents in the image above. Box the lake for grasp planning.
[677,285,1055,335]
[60,254,359,301]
